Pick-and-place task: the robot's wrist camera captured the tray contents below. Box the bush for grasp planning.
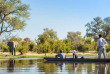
[77,44,88,52]
[29,42,36,51]
[0,42,9,52]
[105,45,110,52]
[17,41,29,55]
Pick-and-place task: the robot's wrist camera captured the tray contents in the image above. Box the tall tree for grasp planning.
[37,28,58,44]
[85,17,110,41]
[0,0,30,36]
[67,31,84,50]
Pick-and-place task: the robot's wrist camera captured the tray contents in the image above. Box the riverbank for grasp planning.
[0,51,110,59]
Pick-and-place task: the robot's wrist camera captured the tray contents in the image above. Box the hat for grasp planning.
[73,50,76,53]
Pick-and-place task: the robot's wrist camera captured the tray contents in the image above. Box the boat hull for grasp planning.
[44,57,110,62]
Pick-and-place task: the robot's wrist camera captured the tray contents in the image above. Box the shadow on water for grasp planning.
[0,58,110,74]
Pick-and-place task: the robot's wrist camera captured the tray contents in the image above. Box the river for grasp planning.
[0,57,110,74]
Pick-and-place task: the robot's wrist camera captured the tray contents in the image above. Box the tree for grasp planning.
[63,38,71,53]
[37,28,58,44]
[29,42,36,52]
[0,0,30,36]
[67,31,84,50]
[85,17,110,42]
[24,37,31,43]
[84,37,96,51]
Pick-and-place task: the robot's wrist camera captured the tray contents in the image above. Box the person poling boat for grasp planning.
[72,50,78,59]
[55,50,66,59]
[97,34,107,59]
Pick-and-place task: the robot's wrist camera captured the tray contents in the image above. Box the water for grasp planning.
[0,57,110,74]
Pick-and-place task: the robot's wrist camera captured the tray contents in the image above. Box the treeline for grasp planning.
[2,15,110,55]
[1,28,108,54]
[1,0,110,54]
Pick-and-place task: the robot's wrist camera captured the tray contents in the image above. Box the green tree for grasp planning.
[67,31,84,50]
[36,28,58,53]
[0,41,9,52]
[17,41,29,54]
[55,40,63,53]
[85,17,110,42]
[37,28,58,44]
[47,38,56,53]
[24,37,31,43]
[0,0,30,36]
[84,37,96,51]
[63,38,71,53]
[29,42,36,52]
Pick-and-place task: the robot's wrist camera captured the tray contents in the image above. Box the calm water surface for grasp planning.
[0,57,110,74]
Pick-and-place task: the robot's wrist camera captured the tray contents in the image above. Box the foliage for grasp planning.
[77,44,87,52]
[67,31,85,50]
[85,17,110,42]
[37,28,58,44]
[77,37,96,52]
[0,0,30,36]
[24,38,31,43]
[29,42,36,51]
[1,27,107,54]
[0,41,9,52]
[17,41,29,54]
[105,45,110,52]
[84,37,96,51]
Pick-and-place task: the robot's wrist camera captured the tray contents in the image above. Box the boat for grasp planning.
[44,57,110,62]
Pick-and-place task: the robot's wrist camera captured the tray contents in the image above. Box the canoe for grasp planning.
[44,57,110,62]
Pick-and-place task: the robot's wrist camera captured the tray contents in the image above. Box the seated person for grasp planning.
[55,50,65,59]
[72,50,78,59]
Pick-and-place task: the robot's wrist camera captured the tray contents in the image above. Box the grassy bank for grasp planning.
[0,51,109,59]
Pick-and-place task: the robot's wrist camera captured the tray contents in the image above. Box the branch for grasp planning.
[5,10,17,16]
[1,21,4,33]
[0,10,17,24]
[3,28,15,32]
[5,25,11,31]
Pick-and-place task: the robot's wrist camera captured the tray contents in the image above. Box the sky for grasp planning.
[3,0,110,41]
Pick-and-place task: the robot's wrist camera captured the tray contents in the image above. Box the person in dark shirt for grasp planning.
[72,50,78,59]
[55,50,65,59]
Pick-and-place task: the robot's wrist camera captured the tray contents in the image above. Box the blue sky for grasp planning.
[13,0,110,40]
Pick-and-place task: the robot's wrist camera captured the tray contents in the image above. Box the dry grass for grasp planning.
[0,51,98,56]
[0,51,110,59]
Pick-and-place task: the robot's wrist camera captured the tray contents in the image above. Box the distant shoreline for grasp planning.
[0,51,109,59]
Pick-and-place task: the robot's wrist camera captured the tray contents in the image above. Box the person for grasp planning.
[72,50,78,59]
[55,50,66,59]
[97,34,107,59]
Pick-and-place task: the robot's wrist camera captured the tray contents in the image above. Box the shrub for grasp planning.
[17,41,29,55]
[29,42,36,51]
[0,42,9,52]
[77,44,88,52]
[105,45,110,52]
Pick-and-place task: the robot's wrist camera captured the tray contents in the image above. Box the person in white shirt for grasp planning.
[97,34,107,59]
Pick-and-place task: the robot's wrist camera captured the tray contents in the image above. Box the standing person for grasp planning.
[55,50,66,59]
[97,34,107,59]
[72,50,78,59]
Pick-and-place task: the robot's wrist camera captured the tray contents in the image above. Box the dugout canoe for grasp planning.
[44,57,110,62]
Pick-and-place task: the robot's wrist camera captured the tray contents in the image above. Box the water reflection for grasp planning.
[0,58,110,74]
[55,62,65,72]
[98,63,108,74]
[7,59,16,72]
[73,63,78,72]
